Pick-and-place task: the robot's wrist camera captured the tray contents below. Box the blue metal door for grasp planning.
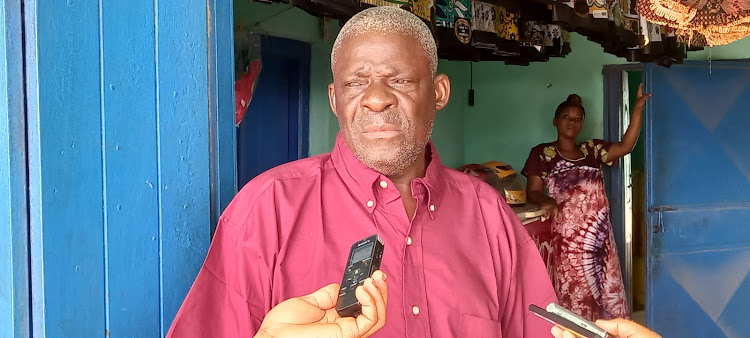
[645,61,750,337]
[236,36,310,188]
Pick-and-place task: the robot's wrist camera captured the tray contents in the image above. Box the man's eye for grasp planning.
[393,79,410,84]
[345,81,362,87]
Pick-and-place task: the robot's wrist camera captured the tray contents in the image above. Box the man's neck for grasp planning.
[387,150,428,221]
[387,151,428,188]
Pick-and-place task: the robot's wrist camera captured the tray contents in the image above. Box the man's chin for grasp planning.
[354,148,408,175]
[363,160,405,176]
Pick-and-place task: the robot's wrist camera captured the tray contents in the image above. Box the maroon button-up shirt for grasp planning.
[168,133,557,337]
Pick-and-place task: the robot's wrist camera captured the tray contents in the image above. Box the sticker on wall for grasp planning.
[455,18,472,43]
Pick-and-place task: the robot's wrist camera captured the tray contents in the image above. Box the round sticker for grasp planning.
[454,18,471,44]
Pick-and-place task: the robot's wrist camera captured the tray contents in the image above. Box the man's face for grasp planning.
[328,33,449,176]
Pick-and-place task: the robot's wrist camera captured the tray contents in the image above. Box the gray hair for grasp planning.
[331,7,438,76]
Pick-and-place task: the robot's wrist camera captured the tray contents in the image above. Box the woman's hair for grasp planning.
[555,94,585,118]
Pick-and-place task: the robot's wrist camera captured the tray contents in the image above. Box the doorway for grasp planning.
[603,64,647,323]
[236,35,311,189]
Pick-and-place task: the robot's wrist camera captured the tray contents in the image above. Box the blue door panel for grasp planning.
[27,0,211,336]
[649,264,731,338]
[155,1,211,334]
[650,247,750,337]
[649,68,750,206]
[101,0,160,336]
[236,36,310,188]
[653,208,750,254]
[719,275,750,337]
[645,62,750,337]
[32,1,106,336]
[237,54,291,186]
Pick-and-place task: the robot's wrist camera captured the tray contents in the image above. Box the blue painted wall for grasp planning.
[22,0,217,335]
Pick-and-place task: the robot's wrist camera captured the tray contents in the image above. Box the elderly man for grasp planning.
[168,6,556,337]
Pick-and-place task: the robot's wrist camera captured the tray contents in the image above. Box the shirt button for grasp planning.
[412,306,420,315]
[429,204,435,212]
[406,237,412,245]
[367,200,374,208]
[379,180,388,189]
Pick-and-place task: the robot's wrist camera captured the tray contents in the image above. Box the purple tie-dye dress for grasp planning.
[522,139,629,321]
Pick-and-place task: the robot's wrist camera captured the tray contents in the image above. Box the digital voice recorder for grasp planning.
[335,234,385,317]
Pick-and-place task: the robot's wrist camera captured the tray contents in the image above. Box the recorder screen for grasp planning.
[350,243,373,263]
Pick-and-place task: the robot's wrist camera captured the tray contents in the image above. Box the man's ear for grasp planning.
[328,83,337,117]
[552,117,558,127]
[434,74,451,111]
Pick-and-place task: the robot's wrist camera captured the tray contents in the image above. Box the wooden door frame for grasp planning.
[2,0,31,336]
[603,63,644,314]
[208,0,237,231]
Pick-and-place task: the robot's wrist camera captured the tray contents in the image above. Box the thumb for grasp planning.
[594,319,620,334]
[299,283,340,310]
[595,318,655,337]
[275,283,338,324]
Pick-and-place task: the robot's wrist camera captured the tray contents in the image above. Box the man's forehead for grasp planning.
[332,32,431,77]
[340,32,417,48]
[334,54,426,78]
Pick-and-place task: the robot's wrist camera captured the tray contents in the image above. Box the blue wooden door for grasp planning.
[645,61,750,337]
[236,36,310,188]
[22,0,221,336]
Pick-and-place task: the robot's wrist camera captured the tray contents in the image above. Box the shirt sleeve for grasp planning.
[521,145,545,179]
[585,139,614,166]
[495,200,559,337]
[167,185,278,337]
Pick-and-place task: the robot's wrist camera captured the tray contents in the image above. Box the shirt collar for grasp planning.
[331,132,444,218]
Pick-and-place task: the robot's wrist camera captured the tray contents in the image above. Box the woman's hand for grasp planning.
[527,176,558,220]
[607,83,652,162]
[540,198,559,220]
[633,83,652,112]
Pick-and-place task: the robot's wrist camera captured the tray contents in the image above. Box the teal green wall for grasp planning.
[687,38,750,60]
[235,1,750,172]
[463,33,626,172]
[432,60,470,168]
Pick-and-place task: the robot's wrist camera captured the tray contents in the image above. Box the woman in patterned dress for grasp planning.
[522,85,650,321]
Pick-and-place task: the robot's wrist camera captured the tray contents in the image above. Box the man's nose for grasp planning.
[361,81,396,112]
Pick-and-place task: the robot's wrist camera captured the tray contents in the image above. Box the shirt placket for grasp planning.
[403,182,432,337]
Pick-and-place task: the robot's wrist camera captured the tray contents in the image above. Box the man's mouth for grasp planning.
[362,124,402,139]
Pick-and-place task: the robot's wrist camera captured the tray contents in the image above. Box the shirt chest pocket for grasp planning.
[458,313,503,337]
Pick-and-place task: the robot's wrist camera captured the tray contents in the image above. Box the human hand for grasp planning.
[596,318,661,338]
[634,83,652,112]
[550,318,661,338]
[255,270,388,338]
[540,198,559,220]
